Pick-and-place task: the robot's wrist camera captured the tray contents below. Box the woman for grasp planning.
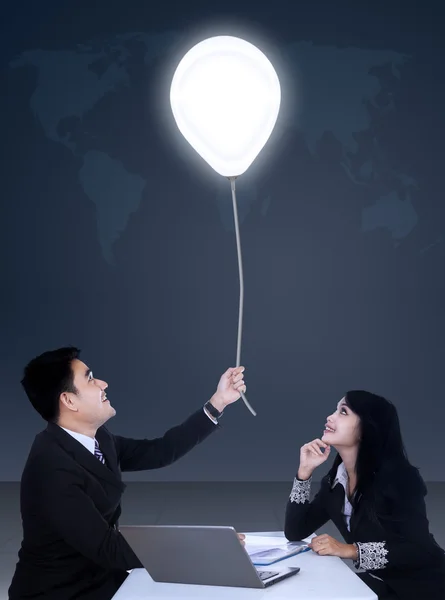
[284,391,445,600]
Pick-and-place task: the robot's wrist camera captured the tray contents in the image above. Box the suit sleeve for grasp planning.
[38,467,143,571]
[354,465,439,571]
[113,407,219,472]
[284,475,330,541]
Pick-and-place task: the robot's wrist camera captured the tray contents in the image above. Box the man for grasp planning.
[9,346,246,600]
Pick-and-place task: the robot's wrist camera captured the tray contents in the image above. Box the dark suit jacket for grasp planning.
[284,460,445,600]
[8,408,218,600]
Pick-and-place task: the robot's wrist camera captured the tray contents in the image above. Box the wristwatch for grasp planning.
[204,401,224,421]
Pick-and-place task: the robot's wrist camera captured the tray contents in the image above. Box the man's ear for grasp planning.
[60,392,78,413]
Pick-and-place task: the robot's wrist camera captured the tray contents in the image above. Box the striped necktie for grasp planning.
[94,439,106,464]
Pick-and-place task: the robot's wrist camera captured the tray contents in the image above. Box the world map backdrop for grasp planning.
[1,1,444,481]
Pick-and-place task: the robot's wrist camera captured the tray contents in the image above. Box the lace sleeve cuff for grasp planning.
[354,541,389,571]
[289,476,312,504]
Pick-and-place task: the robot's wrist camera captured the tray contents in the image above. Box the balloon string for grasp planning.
[229,177,257,417]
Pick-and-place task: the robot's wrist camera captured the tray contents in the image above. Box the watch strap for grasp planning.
[204,401,223,420]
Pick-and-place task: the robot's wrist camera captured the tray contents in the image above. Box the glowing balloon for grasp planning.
[170,35,281,177]
[170,36,281,416]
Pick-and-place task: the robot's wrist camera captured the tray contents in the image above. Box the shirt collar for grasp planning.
[60,426,96,455]
[332,461,349,490]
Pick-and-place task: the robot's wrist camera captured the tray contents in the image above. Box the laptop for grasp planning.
[120,525,300,589]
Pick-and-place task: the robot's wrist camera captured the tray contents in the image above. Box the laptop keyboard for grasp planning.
[257,570,279,581]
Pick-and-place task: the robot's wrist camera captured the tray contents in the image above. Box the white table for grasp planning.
[112,531,377,600]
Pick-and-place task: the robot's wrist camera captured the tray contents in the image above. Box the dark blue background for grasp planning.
[1,0,443,481]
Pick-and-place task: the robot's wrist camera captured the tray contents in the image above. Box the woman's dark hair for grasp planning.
[327,390,412,521]
[21,346,81,422]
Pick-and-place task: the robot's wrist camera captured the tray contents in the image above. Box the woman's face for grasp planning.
[322,398,361,448]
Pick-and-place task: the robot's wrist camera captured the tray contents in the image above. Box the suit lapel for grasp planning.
[329,481,346,513]
[95,427,122,480]
[349,495,369,534]
[46,423,126,492]
[328,482,354,540]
